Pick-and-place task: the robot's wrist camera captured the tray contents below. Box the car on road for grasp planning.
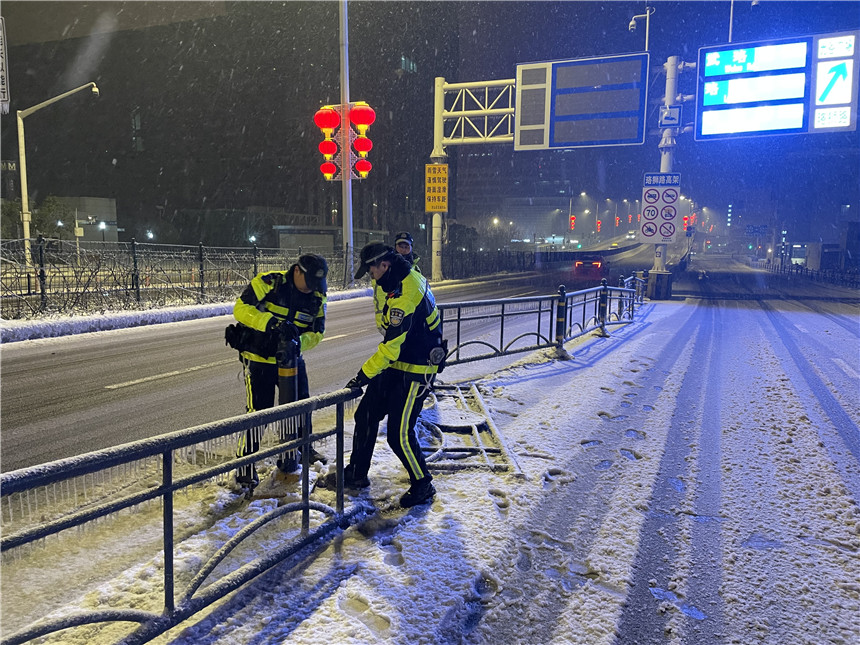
[573,255,607,277]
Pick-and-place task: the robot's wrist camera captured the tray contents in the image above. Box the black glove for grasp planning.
[268,317,299,342]
[278,321,300,343]
[346,370,371,389]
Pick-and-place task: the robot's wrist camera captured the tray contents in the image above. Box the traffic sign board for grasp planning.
[696,30,859,140]
[658,104,682,128]
[639,173,681,243]
[515,52,650,150]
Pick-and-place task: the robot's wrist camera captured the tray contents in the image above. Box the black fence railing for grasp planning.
[1,238,543,320]
[763,260,860,289]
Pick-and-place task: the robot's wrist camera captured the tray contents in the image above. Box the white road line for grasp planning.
[106,359,235,389]
[106,330,365,389]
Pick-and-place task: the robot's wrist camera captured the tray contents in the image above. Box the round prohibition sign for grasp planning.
[642,222,658,237]
[644,188,660,203]
[659,222,675,237]
[643,205,659,220]
[662,188,678,203]
[661,205,677,220]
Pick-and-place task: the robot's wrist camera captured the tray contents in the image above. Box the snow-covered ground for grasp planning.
[2,268,859,644]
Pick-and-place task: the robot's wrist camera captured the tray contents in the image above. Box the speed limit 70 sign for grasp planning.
[640,173,681,243]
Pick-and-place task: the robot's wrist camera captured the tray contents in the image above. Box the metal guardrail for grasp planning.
[0,388,364,645]
[761,260,860,289]
[440,277,645,366]
[1,237,538,319]
[0,278,645,643]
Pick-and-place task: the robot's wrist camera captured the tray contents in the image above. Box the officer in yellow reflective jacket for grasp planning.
[232,254,328,486]
[330,242,444,508]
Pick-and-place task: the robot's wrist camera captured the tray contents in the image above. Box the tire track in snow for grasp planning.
[616,302,725,643]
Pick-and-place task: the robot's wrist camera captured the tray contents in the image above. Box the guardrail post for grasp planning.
[555,284,567,348]
[198,242,205,302]
[253,243,259,276]
[131,238,141,303]
[595,278,610,337]
[162,450,175,613]
[37,235,47,311]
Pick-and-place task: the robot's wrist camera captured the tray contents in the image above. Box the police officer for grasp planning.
[232,254,329,487]
[327,242,444,508]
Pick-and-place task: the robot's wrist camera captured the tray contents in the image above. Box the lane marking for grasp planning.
[106,330,366,389]
[106,359,235,389]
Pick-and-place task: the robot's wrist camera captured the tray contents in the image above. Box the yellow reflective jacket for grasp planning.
[233,269,326,364]
[361,256,441,381]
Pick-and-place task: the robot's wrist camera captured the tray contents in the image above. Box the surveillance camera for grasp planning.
[628,19,637,32]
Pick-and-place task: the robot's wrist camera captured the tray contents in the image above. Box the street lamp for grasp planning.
[17,81,100,269]
[99,221,106,242]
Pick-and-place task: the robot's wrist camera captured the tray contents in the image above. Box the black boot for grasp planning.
[400,476,435,508]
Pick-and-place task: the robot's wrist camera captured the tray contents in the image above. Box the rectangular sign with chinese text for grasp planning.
[425,164,448,213]
[696,30,859,140]
[639,173,681,244]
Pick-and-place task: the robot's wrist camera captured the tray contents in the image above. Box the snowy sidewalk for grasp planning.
[3,293,859,645]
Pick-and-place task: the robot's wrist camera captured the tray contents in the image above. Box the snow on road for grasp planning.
[2,273,859,644]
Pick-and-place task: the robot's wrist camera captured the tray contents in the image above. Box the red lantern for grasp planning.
[320,161,338,180]
[349,102,376,136]
[318,139,338,160]
[354,158,372,179]
[352,135,373,158]
[314,106,341,139]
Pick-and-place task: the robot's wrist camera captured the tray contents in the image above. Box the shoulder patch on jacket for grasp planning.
[389,308,405,326]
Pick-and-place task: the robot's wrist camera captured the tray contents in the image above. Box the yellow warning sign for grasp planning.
[425,164,448,213]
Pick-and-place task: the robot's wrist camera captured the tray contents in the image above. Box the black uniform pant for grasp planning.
[349,369,432,486]
[237,356,309,474]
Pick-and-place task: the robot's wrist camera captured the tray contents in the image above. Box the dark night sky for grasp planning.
[1,1,858,245]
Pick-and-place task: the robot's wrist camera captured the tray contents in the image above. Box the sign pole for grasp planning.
[430,76,447,283]
[654,55,680,273]
[339,0,354,288]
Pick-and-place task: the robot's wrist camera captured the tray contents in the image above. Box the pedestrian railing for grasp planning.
[440,277,643,366]
[0,278,645,644]
[761,260,860,289]
[0,388,364,645]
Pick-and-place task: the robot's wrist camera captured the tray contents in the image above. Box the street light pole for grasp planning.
[17,81,99,269]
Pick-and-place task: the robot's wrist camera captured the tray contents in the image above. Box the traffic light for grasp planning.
[569,215,576,230]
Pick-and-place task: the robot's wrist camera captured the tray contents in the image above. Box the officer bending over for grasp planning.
[325,242,444,508]
[229,254,329,487]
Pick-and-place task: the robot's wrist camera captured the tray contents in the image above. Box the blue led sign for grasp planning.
[696,31,859,140]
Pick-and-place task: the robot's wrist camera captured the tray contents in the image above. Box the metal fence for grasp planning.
[1,388,364,645]
[0,276,645,644]
[440,277,645,367]
[1,237,539,320]
[762,260,860,289]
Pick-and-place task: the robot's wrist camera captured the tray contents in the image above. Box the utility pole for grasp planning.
[338,0,354,288]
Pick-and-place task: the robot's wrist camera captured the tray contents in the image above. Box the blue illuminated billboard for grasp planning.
[695,31,859,140]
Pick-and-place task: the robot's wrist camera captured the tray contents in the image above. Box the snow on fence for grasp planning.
[0,388,364,645]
